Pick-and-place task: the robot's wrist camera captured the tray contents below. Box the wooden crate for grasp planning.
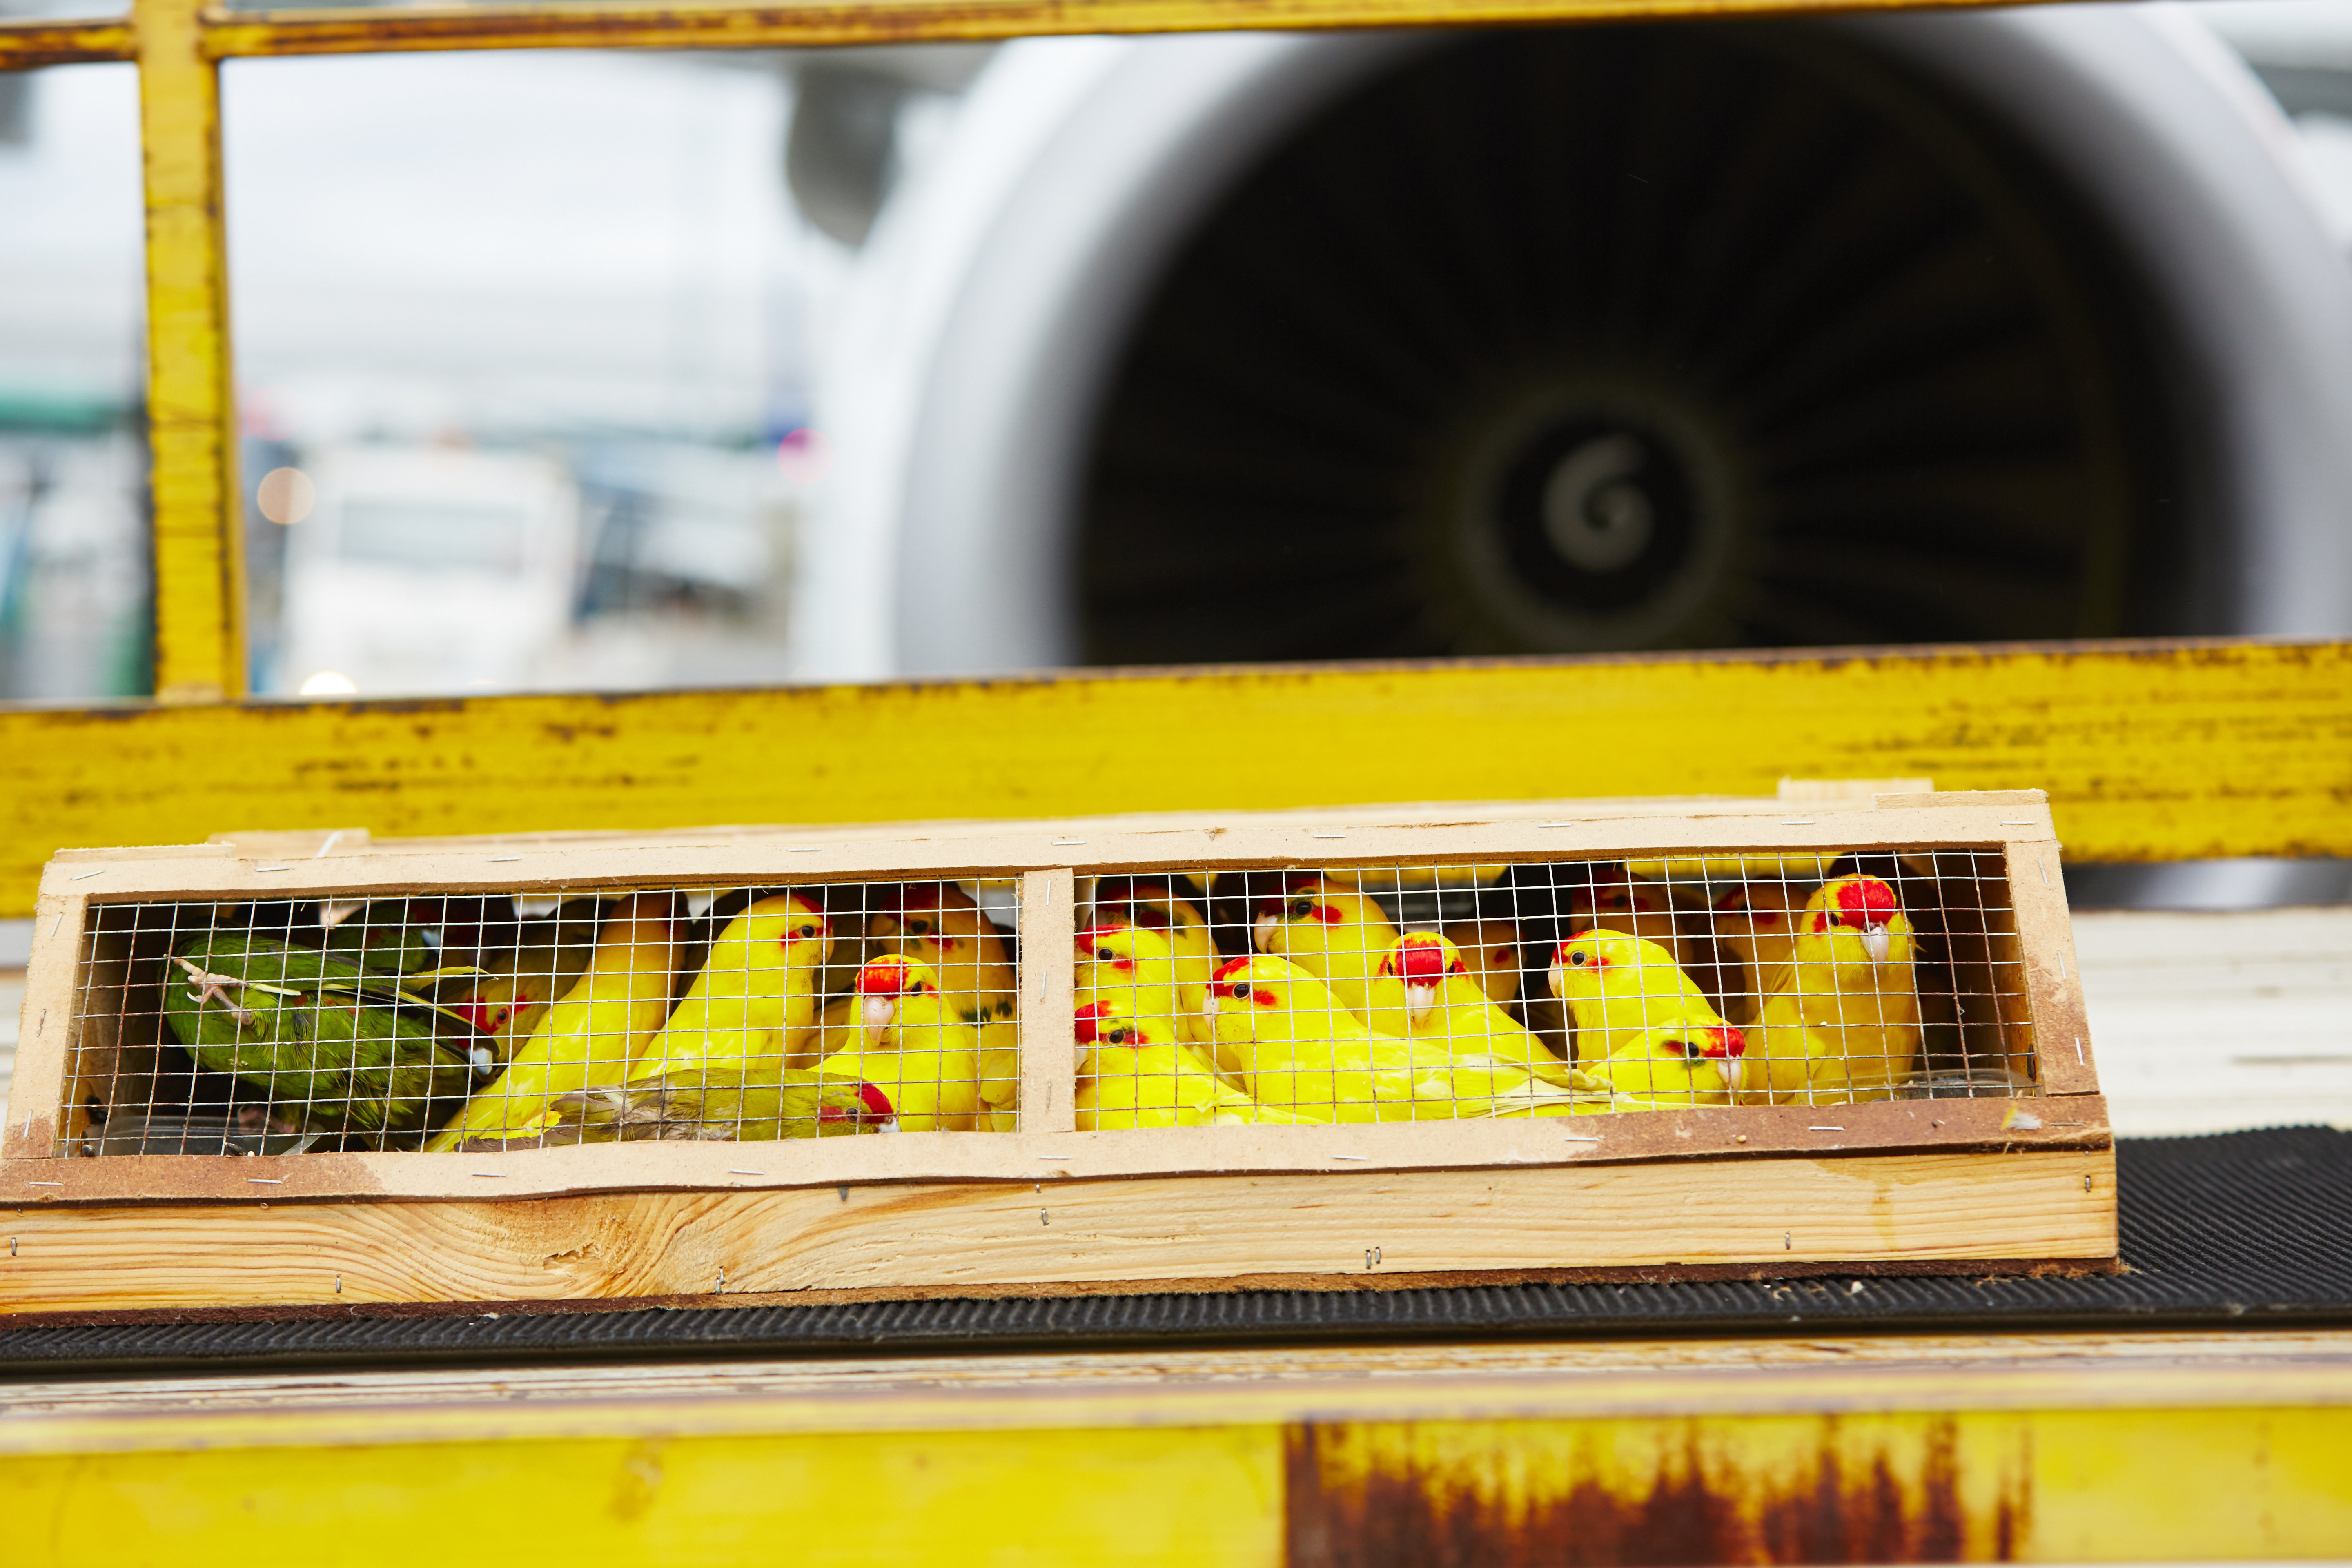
[0,787,2113,1319]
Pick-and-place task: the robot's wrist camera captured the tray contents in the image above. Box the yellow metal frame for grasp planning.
[0,0,2347,923]
[3,1331,2349,1563]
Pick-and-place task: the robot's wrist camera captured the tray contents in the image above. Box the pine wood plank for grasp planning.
[0,1093,2111,1207]
[6,1330,2343,1448]
[36,797,2054,903]
[1018,868,1076,1134]
[2,895,81,1162]
[0,1149,2116,1316]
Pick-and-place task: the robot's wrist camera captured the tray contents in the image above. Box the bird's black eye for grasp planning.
[1569,950,1590,967]
[1230,982,1251,999]
[1287,898,1315,919]
[1108,1028,1129,1045]
[798,924,817,938]
[1097,947,1114,961]
[907,919,929,935]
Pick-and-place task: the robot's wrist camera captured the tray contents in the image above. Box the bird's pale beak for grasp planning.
[1253,911,1279,951]
[1862,924,1891,965]
[861,995,898,1029]
[1545,963,1564,1000]
[1405,982,1438,1029]
[1717,1054,1745,1096]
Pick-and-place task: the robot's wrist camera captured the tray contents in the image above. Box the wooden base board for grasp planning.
[0,1148,2116,1318]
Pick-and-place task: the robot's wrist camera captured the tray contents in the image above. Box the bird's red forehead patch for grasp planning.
[1704,1026,1746,1058]
[899,884,947,912]
[1834,876,1899,927]
[858,1082,895,1119]
[1075,923,1131,947]
[858,959,914,995]
[1073,1002,1114,1043]
[1391,935,1451,982]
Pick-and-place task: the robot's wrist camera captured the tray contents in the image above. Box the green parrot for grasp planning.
[322,901,436,975]
[161,931,487,1142]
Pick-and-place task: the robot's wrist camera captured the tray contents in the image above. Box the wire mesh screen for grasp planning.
[61,880,1022,1155]
[1076,853,2032,1127]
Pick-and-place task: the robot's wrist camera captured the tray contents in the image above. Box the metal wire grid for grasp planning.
[1076,853,2032,1126]
[62,880,1023,1155]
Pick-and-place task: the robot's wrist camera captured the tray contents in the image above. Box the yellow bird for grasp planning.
[627,893,834,1086]
[1435,915,1524,1004]
[1363,932,1589,1092]
[544,1064,895,1141]
[1547,927,1740,1064]
[1074,1001,1313,1129]
[1250,872,1400,1023]
[1746,874,1923,1106]
[865,884,1019,1127]
[439,911,598,1063]
[869,883,1016,1018]
[814,956,987,1132]
[1208,955,1568,1122]
[1089,876,1218,1041]
[1077,920,1247,1081]
[1590,1023,1747,1105]
[428,894,681,1151]
[1706,877,1810,1029]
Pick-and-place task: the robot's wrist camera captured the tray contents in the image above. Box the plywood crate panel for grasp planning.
[0,788,2113,1317]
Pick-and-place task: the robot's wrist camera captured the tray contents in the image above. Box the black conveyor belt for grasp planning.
[2,1127,2345,1376]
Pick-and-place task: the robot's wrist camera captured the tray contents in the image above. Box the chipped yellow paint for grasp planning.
[0,17,134,69]
[200,0,2053,58]
[0,1425,1284,1566]
[1290,1407,2352,1562]
[2,637,2347,917]
[136,0,245,703]
[0,1405,2345,1564]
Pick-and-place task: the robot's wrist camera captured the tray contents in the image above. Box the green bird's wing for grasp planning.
[163,932,479,1136]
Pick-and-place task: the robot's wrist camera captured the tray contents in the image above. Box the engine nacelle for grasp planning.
[797,6,2352,680]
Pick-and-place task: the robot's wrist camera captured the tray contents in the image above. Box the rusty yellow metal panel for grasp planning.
[1,637,2347,918]
[0,1407,2345,1563]
[3,1334,2346,1561]
[1285,1407,2352,1563]
[200,0,2033,57]
[0,18,135,68]
[136,0,246,704]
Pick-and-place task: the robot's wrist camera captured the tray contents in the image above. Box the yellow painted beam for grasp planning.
[0,1405,2345,1564]
[138,0,246,704]
[203,0,2041,58]
[0,18,135,69]
[1,637,2346,918]
[4,1334,2345,1562]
